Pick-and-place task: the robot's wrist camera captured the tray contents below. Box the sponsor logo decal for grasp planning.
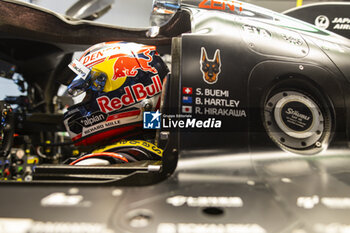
[200,47,221,84]
[68,59,90,79]
[94,139,163,157]
[282,34,303,46]
[199,0,243,13]
[332,17,350,29]
[242,25,272,39]
[315,15,330,29]
[315,15,350,30]
[82,51,105,66]
[285,108,310,121]
[80,110,141,137]
[97,75,162,113]
[112,48,158,80]
[280,101,313,132]
[77,112,107,127]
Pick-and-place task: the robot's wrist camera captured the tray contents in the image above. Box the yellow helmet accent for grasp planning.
[93,58,127,93]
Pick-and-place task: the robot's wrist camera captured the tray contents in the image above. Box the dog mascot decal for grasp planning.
[200,47,221,84]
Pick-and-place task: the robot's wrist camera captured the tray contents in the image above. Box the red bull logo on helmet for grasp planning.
[112,48,158,80]
[97,75,163,113]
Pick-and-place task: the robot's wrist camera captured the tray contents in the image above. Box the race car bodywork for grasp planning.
[284,2,350,40]
[1,0,350,232]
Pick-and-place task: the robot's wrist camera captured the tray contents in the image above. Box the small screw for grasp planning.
[299,65,304,70]
[247,180,255,186]
[129,213,152,228]
[112,189,123,197]
[281,178,292,183]
[24,175,32,182]
[68,188,79,194]
[315,141,322,148]
[160,131,170,140]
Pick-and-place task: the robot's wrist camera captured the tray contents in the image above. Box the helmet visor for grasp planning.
[67,59,107,97]
[67,74,90,97]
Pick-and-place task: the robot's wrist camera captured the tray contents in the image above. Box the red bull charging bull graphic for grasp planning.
[111,48,158,80]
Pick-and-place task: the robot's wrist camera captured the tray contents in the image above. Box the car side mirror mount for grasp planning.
[65,0,114,20]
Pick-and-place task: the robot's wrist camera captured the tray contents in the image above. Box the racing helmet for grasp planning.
[63,41,169,146]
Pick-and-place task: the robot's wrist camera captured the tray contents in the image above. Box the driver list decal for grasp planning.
[180,47,247,118]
